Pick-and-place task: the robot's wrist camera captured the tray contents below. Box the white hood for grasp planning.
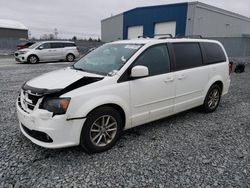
[26,67,103,90]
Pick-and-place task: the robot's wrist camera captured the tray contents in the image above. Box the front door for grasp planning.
[129,44,175,127]
[36,43,52,61]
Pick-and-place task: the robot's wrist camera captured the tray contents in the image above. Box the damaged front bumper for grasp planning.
[16,97,85,149]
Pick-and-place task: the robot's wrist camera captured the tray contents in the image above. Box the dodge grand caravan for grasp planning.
[16,38,230,153]
[14,41,80,63]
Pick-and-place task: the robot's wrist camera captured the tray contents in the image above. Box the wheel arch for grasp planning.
[67,95,130,130]
[66,53,75,58]
[28,54,39,62]
[86,103,126,130]
[203,77,224,103]
[213,81,223,92]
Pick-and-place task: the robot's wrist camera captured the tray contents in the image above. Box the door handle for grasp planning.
[164,77,174,83]
[178,75,186,80]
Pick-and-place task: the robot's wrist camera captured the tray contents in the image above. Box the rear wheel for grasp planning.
[28,55,38,64]
[203,84,221,113]
[66,54,75,62]
[80,106,123,153]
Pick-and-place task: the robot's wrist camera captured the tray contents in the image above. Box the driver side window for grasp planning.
[133,44,170,76]
[39,43,51,49]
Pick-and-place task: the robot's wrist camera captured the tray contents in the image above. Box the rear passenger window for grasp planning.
[202,42,226,64]
[133,44,170,76]
[51,43,63,48]
[64,43,75,47]
[173,43,203,71]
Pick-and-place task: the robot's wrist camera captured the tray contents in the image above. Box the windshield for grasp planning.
[28,42,42,49]
[73,43,143,76]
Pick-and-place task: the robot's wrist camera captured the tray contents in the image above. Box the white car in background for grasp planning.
[16,38,230,153]
[14,41,80,63]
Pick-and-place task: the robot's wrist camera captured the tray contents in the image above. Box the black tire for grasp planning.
[203,84,222,113]
[28,55,38,64]
[80,106,123,153]
[66,54,75,62]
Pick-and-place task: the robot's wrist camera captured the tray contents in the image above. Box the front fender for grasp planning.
[66,95,131,129]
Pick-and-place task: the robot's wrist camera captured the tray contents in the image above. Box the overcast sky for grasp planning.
[0,0,249,39]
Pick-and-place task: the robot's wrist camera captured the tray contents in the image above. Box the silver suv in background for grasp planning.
[14,41,80,64]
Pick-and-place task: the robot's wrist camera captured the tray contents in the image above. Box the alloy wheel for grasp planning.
[207,88,220,109]
[90,115,118,147]
[29,56,37,64]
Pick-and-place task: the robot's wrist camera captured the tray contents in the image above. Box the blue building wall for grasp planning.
[123,3,188,39]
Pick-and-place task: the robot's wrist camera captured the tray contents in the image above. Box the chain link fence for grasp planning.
[0,37,249,61]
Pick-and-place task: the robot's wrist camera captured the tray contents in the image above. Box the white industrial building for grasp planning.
[101,2,250,41]
[0,19,28,52]
[101,2,250,57]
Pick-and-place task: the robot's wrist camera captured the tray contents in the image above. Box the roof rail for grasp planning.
[137,34,203,39]
[154,34,173,39]
[137,35,147,38]
[137,34,174,39]
[176,35,203,39]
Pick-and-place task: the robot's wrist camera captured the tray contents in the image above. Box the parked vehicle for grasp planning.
[16,38,230,153]
[14,41,80,63]
[16,41,35,50]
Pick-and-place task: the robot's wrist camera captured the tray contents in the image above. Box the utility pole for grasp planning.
[54,28,58,39]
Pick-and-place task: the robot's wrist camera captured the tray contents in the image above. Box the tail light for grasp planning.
[77,47,80,53]
[229,62,233,75]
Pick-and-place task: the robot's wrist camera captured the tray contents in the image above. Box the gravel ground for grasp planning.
[0,58,249,188]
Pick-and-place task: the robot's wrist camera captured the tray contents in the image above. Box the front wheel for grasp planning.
[28,55,38,64]
[203,84,221,113]
[80,106,123,153]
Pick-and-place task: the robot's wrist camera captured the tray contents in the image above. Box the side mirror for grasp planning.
[38,46,44,50]
[131,65,149,78]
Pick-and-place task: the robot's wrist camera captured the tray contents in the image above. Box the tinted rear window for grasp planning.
[51,43,64,48]
[64,43,76,47]
[172,43,203,71]
[202,42,226,64]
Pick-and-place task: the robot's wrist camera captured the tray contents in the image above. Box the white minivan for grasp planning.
[16,38,230,153]
[14,41,80,63]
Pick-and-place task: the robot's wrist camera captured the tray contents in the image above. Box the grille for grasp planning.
[20,89,43,111]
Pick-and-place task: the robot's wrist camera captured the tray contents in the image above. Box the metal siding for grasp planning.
[209,37,250,57]
[185,3,196,36]
[0,28,28,39]
[123,3,188,39]
[101,14,123,42]
[190,2,250,37]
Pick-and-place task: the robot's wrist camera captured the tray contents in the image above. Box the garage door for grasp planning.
[154,21,176,37]
[127,25,143,39]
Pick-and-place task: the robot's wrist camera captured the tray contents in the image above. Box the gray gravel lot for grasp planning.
[0,57,249,188]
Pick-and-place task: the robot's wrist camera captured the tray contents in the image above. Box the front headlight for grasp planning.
[19,51,28,54]
[41,98,71,115]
